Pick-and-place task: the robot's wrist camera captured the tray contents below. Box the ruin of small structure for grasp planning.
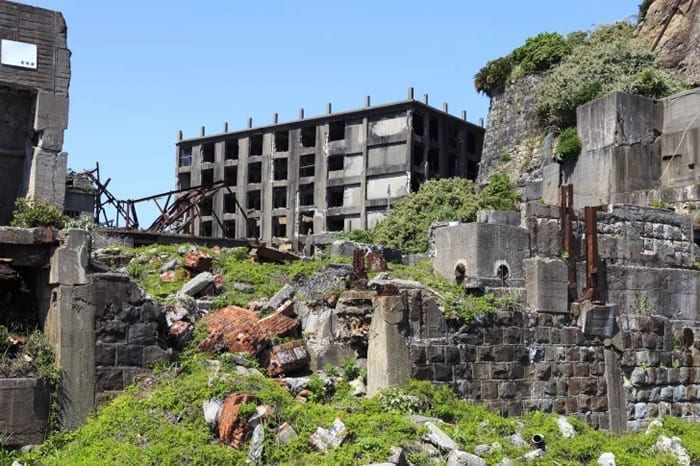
[0,0,70,225]
[174,93,484,245]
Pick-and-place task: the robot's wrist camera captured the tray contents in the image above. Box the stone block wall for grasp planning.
[400,288,700,431]
[619,314,700,429]
[93,273,171,403]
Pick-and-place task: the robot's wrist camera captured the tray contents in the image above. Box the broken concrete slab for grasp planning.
[447,449,486,466]
[423,421,458,452]
[309,418,348,452]
[179,272,215,297]
[367,295,410,396]
[275,422,298,445]
[49,229,89,286]
[202,398,223,428]
[264,284,296,313]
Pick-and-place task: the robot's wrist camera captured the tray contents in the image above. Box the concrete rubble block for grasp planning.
[275,421,298,445]
[367,295,411,396]
[309,418,348,452]
[432,223,530,287]
[218,392,255,449]
[423,421,458,452]
[49,229,89,286]
[247,423,265,464]
[0,378,50,447]
[521,448,545,463]
[203,398,223,428]
[262,340,310,376]
[597,452,616,466]
[305,342,357,371]
[349,379,367,397]
[557,416,576,438]
[447,449,486,466]
[387,446,409,466]
[264,284,296,313]
[524,257,567,313]
[183,249,212,272]
[653,435,691,466]
[179,272,215,297]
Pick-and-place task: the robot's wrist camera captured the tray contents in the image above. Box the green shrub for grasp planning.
[11,197,69,229]
[535,23,685,127]
[474,56,514,97]
[372,178,480,254]
[556,127,582,161]
[339,229,375,244]
[638,0,654,20]
[510,32,571,74]
[478,173,520,211]
[341,358,359,381]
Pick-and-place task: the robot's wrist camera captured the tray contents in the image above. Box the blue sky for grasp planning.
[33,0,639,224]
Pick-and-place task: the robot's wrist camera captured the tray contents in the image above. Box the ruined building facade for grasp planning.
[175,96,484,245]
[0,0,70,224]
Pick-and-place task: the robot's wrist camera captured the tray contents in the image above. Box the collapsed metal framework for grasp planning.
[79,164,245,234]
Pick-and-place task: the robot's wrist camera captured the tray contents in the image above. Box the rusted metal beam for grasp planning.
[581,206,600,302]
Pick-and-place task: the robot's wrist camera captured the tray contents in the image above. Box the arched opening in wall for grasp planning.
[454,261,466,285]
[496,263,510,285]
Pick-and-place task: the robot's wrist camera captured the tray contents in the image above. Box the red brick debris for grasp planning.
[365,252,387,273]
[183,249,213,273]
[262,340,310,376]
[198,306,267,355]
[218,392,255,449]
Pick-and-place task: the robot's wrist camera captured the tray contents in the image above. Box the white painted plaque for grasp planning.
[1,39,37,69]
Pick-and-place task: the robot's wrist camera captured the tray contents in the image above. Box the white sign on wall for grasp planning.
[1,39,37,69]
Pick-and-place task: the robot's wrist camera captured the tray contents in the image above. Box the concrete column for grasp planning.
[189,146,202,235]
[212,141,225,238]
[236,137,250,238]
[367,295,411,396]
[405,109,414,190]
[262,133,273,244]
[288,129,300,248]
[438,118,448,178]
[604,344,627,433]
[360,115,369,229]
[313,125,328,234]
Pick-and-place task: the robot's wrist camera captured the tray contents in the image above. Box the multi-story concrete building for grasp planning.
[0,0,70,225]
[175,90,484,246]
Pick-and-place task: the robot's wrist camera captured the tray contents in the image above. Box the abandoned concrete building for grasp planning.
[0,0,70,225]
[174,93,484,244]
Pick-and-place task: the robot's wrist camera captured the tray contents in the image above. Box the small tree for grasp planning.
[478,173,520,211]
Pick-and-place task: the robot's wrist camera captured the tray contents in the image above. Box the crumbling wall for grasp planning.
[0,1,71,223]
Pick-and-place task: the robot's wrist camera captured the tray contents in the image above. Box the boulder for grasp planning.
[423,421,458,452]
[447,450,486,466]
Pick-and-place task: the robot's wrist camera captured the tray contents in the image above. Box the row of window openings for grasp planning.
[412,114,477,152]
[179,122,348,167]
[199,213,349,238]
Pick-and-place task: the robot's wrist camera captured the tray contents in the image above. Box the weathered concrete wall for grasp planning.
[0,378,50,447]
[367,294,411,396]
[0,1,71,220]
[432,223,530,288]
[568,92,663,209]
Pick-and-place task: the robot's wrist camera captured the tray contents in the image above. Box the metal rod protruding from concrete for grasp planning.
[461,111,467,121]
[299,108,304,119]
[273,112,278,124]
[408,87,414,100]
[224,122,229,133]
[423,93,429,105]
[442,102,448,113]
[479,117,484,127]
[248,117,253,129]
[327,102,332,114]
[365,95,371,107]
[177,130,183,141]
[200,126,205,137]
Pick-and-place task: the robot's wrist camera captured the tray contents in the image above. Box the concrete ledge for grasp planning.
[0,378,50,447]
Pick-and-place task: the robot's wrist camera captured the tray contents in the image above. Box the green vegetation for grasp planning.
[124,244,333,305]
[556,128,582,162]
[15,358,700,465]
[371,175,519,254]
[535,23,684,127]
[10,197,69,229]
[478,173,520,211]
[638,0,655,20]
[475,22,686,127]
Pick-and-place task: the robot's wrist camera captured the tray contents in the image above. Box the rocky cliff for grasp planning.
[636,0,700,86]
